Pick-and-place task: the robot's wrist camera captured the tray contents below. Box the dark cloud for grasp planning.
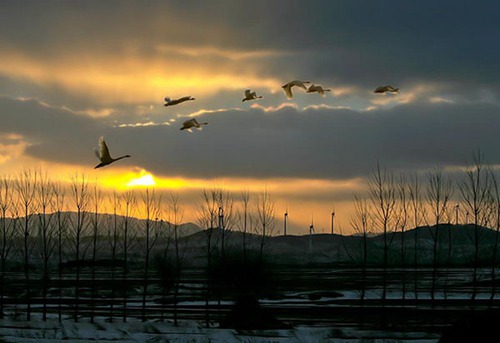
[0,1,499,184]
[2,96,499,181]
[2,1,498,88]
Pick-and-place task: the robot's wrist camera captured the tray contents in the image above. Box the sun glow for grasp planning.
[126,172,156,187]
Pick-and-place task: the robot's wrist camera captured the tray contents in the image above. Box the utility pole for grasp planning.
[455,204,459,225]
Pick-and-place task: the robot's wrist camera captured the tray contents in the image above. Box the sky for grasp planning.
[0,1,499,234]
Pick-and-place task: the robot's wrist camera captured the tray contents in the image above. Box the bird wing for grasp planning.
[93,147,101,161]
[244,89,251,97]
[99,136,112,162]
[296,81,308,90]
[282,84,293,99]
[291,80,310,90]
[164,97,171,103]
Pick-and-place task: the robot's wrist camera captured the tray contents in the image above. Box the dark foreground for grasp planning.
[2,265,500,342]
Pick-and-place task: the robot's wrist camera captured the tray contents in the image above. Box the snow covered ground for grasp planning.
[0,315,440,342]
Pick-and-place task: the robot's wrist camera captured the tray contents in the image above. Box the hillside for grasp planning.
[176,224,500,266]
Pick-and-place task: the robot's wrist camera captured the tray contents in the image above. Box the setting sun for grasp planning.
[126,172,156,187]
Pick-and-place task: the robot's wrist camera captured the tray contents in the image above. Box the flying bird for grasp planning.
[94,136,131,169]
[180,118,208,131]
[242,89,263,102]
[281,80,311,99]
[374,85,399,94]
[163,96,196,107]
[306,84,331,96]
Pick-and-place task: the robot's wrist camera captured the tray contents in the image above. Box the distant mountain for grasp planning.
[175,224,500,266]
[0,211,202,238]
[2,214,498,267]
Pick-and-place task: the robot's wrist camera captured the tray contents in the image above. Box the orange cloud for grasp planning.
[0,47,282,106]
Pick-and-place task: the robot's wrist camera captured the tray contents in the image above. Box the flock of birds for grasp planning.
[93,81,399,169]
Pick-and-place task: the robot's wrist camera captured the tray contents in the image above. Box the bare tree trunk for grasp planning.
[16,169,38,321]
[490,171,500,301]
[459,151,492,300]
[168,193,185,326]
[241,191,250,262]
[70,173,88,322]
[427,168,453,303]
[141,189,162,322]
[256,188,275,261]
[90,182,103,323]
[0,178,15,319]
[397,174,409,302]
[121,191,136,323]
[108,190,121,323]
[53,182,67,323]
[197,188,220,328]
[369,162,396,303]
[409,173,425,300]
[352,195,371,304]
[37,171,55,322]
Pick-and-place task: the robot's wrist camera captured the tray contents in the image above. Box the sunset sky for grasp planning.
[0,1,499,234]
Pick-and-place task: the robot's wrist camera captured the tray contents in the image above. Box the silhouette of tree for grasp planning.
[351,195,371,302]
[36,170,56,321]
[52,181,68,322]
[0,177,15,319]
[69,173,89,322]
[140,188,162,322]
[255,188,276,260]
[16,168,38,321]
[369,162,396,301]
[459,151,493,299]
[426,167,453,302]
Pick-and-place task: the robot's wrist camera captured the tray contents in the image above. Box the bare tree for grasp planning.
[255,188,276,260]
[167,192,184,326]
[121,190,137,322]
[369,162,396,301]
[426,167,453,302]
[89,180,105,323]
[459,151,493,299]
[216,189,236,261]
[396,174,410,301]
[52,181,68,322]
[140,188,162,322]
[0,177,15,319]
[409,172,426,299]
[36,170,56,321]
[69,173,89,322]
[489,169,500,300]
[239,190,251,262]
[351,195,371,302]
[16,168,38,320]
[197,188,221,328]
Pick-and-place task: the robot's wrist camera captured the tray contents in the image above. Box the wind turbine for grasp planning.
[309,214,315,254]
[284,206,288,236]
[331,205,336,235]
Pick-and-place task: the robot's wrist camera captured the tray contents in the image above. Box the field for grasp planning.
[1,263,500,342]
